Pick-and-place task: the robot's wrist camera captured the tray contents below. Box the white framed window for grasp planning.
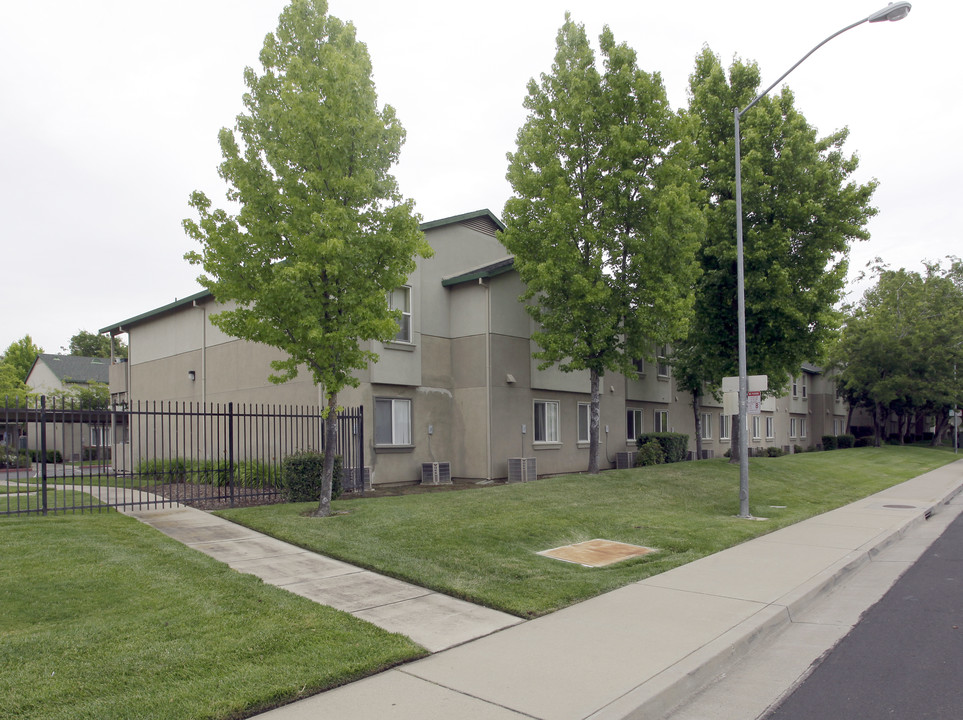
[388,286,412,343]
[799,418,807,438]
[654,409,668,433]
[657,345,670,378]
[790,417,798,439]
[534,400,559,443]
[577,403,590,443]
[700,412,712,440]
[720,413,731,441]
[90,426,110,447]
[626,408,643,441]
[633,358,645,377]
[766,416,775,439]
[751,415,761,440]
[375,398,411,446]
[833,418,842,435]
[801,375,808,399]
[792,377,799,398]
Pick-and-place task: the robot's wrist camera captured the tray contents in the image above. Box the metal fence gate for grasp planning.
[0,397,364,516]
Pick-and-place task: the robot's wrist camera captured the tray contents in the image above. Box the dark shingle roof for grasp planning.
[33,354,110,385]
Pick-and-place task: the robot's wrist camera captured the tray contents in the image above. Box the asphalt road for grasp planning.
[764,506,963,720]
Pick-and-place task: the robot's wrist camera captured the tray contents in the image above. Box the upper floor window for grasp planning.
[801,374,808,399]
[657,345,670,378]
[792,377,799,398]
[388,286,411,343]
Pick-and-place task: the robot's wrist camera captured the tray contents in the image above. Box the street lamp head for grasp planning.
[868,1,912,23]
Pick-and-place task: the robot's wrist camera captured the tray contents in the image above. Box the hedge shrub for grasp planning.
[836,434,855,449]
[281,451,342,503]
[635,440,665,467]
[636,433,688,464]
[821,435,838,451]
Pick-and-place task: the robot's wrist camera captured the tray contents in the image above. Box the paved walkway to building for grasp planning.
[124,460,963,720]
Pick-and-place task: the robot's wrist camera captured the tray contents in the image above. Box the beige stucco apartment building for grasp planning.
[101,209,847,487]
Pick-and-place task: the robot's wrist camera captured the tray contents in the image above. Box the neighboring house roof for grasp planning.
[28,354,110,386]
[100,208,505,335]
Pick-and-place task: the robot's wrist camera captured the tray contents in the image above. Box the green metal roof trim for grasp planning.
[99,288,211,335]
[419,208,505,232]
[442,257,516,287]
[100,210,505,334]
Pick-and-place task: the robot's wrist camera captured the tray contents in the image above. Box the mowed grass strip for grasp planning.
[218,446,960,618]
[0,513,426,720]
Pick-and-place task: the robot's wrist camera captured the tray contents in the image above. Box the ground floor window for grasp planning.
[90,426,110,447]
[799,418,807,438]
[790,417,798,439]
[375,398,411,445]
[751,415,761,440]
[654,409,668,433]
[534,400,559,443]
[700,412,712,440]
[766,416,775,439]
[626,408,642,441]
[577,403,590,443]
[720,413,731,441]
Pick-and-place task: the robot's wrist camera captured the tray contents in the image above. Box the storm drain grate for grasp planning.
[537,539,657,568]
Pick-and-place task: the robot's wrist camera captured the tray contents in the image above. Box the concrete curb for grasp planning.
[594,476,963,720]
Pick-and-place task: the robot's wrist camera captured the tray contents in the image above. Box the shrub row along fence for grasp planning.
[0,397,363,516]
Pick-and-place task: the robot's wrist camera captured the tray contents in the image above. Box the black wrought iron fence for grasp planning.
[0,397,364,516]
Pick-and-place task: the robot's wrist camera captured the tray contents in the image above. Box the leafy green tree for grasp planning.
[832,261,963,446]
[47,381,110,410]
[501,16,703,474]
[65,330,127,359]
[1,335,43,382]
[0,362,30,405]
[679,49,877,412]
[184,0,430,516]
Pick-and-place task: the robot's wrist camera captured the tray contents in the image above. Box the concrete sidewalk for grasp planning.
[132,460,963,720]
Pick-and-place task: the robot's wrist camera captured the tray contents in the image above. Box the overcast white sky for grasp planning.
[1,0,957,354]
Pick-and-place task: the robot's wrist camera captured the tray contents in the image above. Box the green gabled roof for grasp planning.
[442,257,516,287]
[100,209,505,335]
[100,288,211,336]
[419,208,505,232]
[30,354,111,385]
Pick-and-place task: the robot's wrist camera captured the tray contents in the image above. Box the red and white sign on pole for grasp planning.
[747,391,762,415]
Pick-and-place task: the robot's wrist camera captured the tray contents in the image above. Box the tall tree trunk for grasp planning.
[932,413,949,446]
[314,392,339,518]
[873,402,884,447]
[588,368,601,474]
[692,391,703,461]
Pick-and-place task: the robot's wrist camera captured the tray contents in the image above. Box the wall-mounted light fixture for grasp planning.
[188,370,196,382]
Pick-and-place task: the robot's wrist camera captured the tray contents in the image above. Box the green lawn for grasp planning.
[218,446,960,617]
[0,513,426,720]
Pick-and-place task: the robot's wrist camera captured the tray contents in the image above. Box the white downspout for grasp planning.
[480,278,492,480]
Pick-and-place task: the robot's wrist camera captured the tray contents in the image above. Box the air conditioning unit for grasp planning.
[616,451,635,469]
[421,461,452,485]
[343,466,372,492]
[507,457,537,483]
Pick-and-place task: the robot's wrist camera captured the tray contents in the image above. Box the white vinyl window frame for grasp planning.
[654,409,668,433]
[534,400,560,444]
[751,415,762,440]
[766,416,775,439]
[700,412,712,440]
[375,397,412,446]
[720,413,731,441]
[799,417,807,438]
[388,286,412,344]
[626,408,643,442]
[790,417,798,439]
[577,402,591,444]
[657,345,670,378]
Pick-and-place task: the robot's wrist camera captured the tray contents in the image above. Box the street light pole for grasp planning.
[733,1,911,519]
